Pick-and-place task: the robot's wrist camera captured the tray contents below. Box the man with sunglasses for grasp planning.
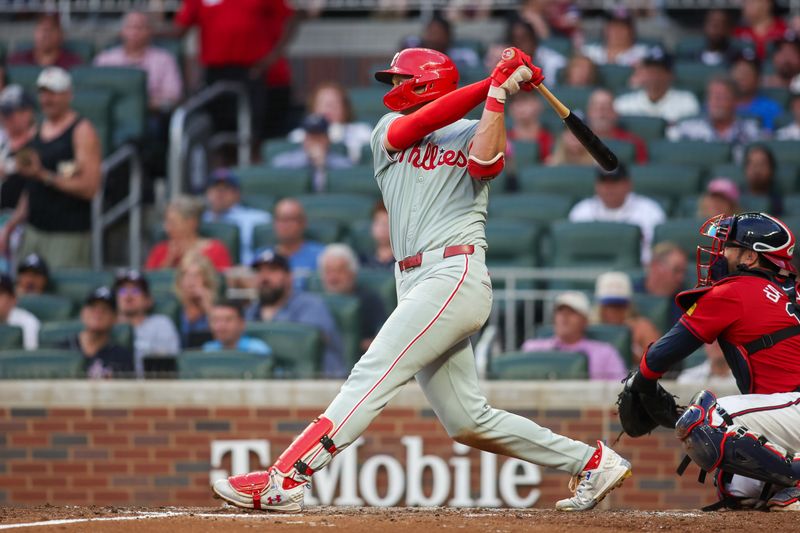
[622,212,800,512]
[114,269,180,378]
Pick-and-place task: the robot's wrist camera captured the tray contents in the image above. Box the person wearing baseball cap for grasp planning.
[114,269,180,378]
[521,291,626,380]
[613,45,700,124]
[594,271,660,364]
[14,65,102,269]
[0,273,40,349]
[247,249,345,377]
[15,253,50,295]
[59,286,134,379]
[0,84,37,230]
[698,177,741,219]
[202,168,271,265]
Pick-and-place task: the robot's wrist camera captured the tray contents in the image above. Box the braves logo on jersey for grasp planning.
[396,141,469,171]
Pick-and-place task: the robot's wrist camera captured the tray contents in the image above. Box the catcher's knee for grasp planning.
[675,390,722,471]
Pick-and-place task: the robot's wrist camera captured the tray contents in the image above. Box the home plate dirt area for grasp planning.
[0,506,797,532]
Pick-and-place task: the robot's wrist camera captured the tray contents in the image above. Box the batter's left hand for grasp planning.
[491,48,544,92]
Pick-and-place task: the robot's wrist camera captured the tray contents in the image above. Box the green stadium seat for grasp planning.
[542,37,572,57]
[144,269,177,298]
[358,268,397,312]
[489,351,588,380]
[199,221,240,264]
[16,294,75,322]
[557,86,594,112]
[347,219,374,258]
[327,166,380,197]
[550,221,641,269]
[6,65,43,94]
[72,88,113,156]
[674,35,708,59]
[675,195,702,218]
[740,194,772,213]
[261,139,298,163]
[630,164,702,200]
[296,193,375,224]
[0,325,23,349]
[251,223,275,252]
[632,293,670,333]
[784,194,800,216]
[39,320,133,351]
[241,193,278,212]
[535,323,633,366]
[709,163,797,193]
[152,38,184,66]
[512,140,540,166]
[603,139,636,165]
[653,218,704,258]
[597,64,633,93]
[244,322,323,378]
[488,193,572,224]
[71,66,147,147]
[177,350,272,379]
[617,115,667,141]
[673,62,727,99]
[306,217,342,244]
[151,293,180,327]
[518,165,596,200]
[11,38,95,63]
[683,346,707,369]
[349,87,390,123]
[320,293,361,371]
[235,165,310,198]
[648,140,731,169]
[50,270,115,307]
[752,140,800,166]
[485,218,541,267]
[0,349,84,379]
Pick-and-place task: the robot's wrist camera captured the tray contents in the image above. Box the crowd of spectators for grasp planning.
[3,1,800,382]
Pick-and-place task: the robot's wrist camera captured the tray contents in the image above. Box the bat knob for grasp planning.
[501,48,516,61]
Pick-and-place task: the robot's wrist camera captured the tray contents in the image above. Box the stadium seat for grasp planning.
[752,140,800,166]
[347,219,374,258]
[306,217,343,244]
[739,194,771,213]
[512,140,540,166]
[597,64,633,93]
[17,294,75,322]
[536,323,633,366]
[632,293,670,334]
[653,218,704,258]
[12,38,95,63]
[709,163,797,193]
[485,218,541,267]
[39,321,133,351]
[251,223,275,252]
[603,139,636,165]
[617,115,667,141]
[784,194,800,216]
[489,351,588,380]
[144,269,177,298]
[177,350,272,379]
[327,166,380,197]
[0,325,23,349]
[72,88,113,156]
[151,293,181,327]
[261,139,299,163]
[244,322,323,378]
[349,87,389,123]
[674,195,702,218]
[0,349,84,379]
[488,193,572,224]
[71,67,147,147]
[357,268,397,312]
[234,165,311,198]
[557,86,594,112]
[320,293,361,371]
[549,221,641,269]
[50,270,115,307]
[630,164,702,200]
[242,193,277,213]
[682,346,707,370]
[674,35,708,60]
[673,62,727,99]
[518,165,596,200]
[296,194,375,224]
[648,140,731,169]
[542,36,572,57]
[6,65,43,94]
[199,221,241,264]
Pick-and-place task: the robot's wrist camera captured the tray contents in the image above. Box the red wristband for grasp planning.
[485,96,504,113]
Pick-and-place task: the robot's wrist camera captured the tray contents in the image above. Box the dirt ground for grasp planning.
[1,505,798,532]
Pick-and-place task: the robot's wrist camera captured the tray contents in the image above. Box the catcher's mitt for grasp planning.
[617,372,683,437]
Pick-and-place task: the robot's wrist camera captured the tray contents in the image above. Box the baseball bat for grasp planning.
[534,83,619,172]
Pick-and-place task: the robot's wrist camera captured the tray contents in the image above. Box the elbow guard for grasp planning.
[467,152,505,181]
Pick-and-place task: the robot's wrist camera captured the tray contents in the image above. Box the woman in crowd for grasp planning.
[145,195,232,271]
[546,126,595,166]
[174,252,218,348]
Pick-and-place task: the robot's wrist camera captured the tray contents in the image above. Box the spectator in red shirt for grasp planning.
[172,0,299,143]
[7,14,83,70]
[586,88,648,163]
[507,90,554,162]
[145,195,232,272]
[734,0,787,59]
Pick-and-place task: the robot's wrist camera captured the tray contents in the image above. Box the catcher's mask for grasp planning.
[374,48,459,112]
[697,212,797,286]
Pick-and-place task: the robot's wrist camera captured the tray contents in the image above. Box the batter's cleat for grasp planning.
[768,486,800,512]
[212,467,306,513]
[555,441,632,512]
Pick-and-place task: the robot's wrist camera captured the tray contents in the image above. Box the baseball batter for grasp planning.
[212,47,632,513]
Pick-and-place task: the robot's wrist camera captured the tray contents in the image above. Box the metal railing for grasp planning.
[167,81,251,200]
[91,143,142,270]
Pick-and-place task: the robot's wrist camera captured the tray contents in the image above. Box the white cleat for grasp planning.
[768,486,800,512]
[555,440,632,512]
[212,467,306,513]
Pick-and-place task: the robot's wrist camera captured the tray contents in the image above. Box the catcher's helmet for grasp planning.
[697,212,796,285]
[375,48,459,112]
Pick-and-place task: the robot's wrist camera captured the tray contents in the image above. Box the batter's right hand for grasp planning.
[490,48,543,96]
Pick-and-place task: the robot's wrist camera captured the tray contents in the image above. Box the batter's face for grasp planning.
[321,256,355,294]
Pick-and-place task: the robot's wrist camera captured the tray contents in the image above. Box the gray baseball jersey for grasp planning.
[370,112,489,260]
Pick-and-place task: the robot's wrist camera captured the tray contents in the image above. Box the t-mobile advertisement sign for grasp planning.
[210,437,541,507]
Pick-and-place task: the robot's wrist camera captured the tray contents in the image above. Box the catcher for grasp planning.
[619,212,800,511]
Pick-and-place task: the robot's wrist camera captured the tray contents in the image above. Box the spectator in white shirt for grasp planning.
[614,46,700,124]
[581,8,648,67]
[776,92,800,140]
[667,76,761,163]
[569,164,666,264]
[0,273,39,349]
[202,168,271,266]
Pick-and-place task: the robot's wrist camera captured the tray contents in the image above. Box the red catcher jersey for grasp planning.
[680,275,800,394]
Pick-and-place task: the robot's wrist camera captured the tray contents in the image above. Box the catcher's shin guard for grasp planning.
[273,416,337,480]
[676,391,800,488]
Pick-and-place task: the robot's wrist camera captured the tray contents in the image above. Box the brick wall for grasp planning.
[0,403,719,509]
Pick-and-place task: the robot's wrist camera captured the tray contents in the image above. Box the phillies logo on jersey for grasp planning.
[397,141,468,171]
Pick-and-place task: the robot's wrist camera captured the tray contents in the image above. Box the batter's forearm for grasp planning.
[470,108,506,162]
[385,78,491,151]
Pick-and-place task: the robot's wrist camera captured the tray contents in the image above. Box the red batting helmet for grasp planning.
[375,48,459,112]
